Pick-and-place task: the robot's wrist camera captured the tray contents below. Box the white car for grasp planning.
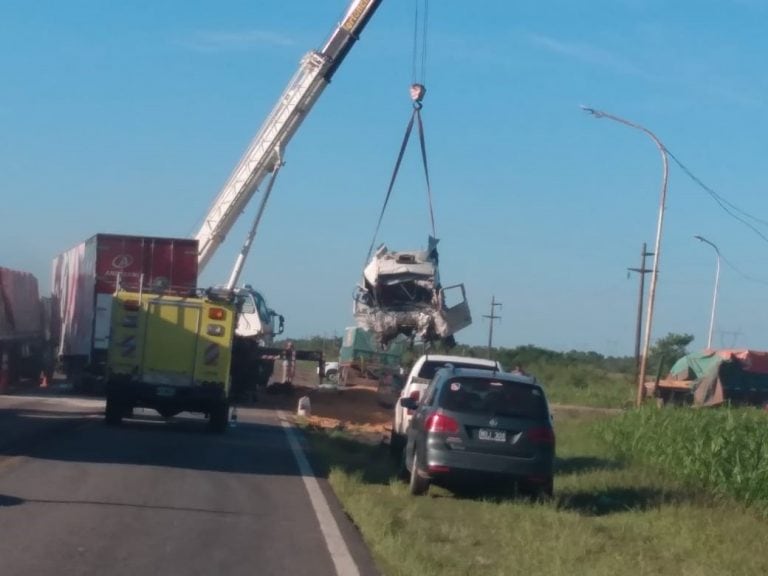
[390,354,503,454]
[317,361,340,382]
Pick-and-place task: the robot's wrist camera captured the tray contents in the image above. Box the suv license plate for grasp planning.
[478,429,506,442]
[156,386,176,397]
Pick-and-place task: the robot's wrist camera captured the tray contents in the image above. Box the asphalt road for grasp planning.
[0,394,379,576]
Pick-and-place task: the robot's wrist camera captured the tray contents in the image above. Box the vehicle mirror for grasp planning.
[399,397,418,410]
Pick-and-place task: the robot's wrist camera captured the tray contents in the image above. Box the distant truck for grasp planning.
[0,266,51,392]
[337,327,405,386]
[51,233,198,391]
[105,288,236,432]
[649,349,768,408]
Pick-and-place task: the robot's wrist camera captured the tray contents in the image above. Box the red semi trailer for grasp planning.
[0,267,50,393]
[51,233,198,391]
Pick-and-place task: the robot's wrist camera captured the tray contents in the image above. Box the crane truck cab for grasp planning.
[233,285,284,344]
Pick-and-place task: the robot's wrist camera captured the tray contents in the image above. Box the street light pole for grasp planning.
[582,106,670,407]
[694,235,721,349]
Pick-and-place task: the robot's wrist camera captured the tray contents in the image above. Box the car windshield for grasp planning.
[417,360,496,380]
[438,377,548,419]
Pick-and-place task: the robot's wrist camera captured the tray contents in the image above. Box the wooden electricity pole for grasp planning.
[628,242,654,381]
[483,295,502,359]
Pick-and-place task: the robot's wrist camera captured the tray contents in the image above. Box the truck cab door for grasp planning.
[437,284,472,336]
[235,293,265,340]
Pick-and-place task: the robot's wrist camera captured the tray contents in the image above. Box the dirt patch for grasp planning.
[550,404,624,416]
[257,368,393,445]
[258,366,623,444]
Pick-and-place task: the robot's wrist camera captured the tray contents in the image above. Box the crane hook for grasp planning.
[410,83,426,109]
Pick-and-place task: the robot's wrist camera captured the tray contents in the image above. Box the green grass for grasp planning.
[530,362,635,409]
[304,410,768,576]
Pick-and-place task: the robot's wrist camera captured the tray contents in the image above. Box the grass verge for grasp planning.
[528,363,634,409]
[304,409,768,576]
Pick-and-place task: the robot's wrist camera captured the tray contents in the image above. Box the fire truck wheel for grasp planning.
[105,394,124,426]
[209,401,229,433]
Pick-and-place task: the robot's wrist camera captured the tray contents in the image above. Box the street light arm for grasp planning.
[582,105,669,170]
[694,234,721,256]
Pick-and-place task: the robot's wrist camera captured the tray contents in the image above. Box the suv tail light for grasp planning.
[425,413,459,434]
[528,426,555,444]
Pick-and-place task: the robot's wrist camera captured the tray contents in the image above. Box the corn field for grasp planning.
[600,406,768,509]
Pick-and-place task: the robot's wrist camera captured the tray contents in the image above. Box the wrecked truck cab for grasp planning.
[353,237,472,346]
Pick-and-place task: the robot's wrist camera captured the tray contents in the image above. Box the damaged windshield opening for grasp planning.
[353,236,471,347]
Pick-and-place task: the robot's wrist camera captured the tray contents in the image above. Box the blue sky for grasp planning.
[2,0,768,355]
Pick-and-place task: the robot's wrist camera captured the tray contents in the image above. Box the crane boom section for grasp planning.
[196,0,383,271]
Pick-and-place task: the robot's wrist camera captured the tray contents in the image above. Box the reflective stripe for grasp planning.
[121,336,136,357]
[204,343,219,365]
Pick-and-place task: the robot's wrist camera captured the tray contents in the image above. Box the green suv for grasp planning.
[400,366,555,497]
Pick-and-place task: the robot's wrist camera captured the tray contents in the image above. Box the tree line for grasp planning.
[279,332,696,377]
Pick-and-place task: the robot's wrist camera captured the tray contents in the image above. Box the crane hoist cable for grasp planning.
[365,0,434,264]
[364,84,436,264]
[412,0,429,86]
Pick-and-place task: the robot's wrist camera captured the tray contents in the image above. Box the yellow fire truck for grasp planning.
[105,288,236,432]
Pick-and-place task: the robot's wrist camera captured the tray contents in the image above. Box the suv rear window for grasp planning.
[417,360,496,380]
[438,377,548,419]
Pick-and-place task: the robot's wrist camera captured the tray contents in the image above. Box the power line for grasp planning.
[664,147,768,245]
[660,146,768,286]
[720,252,768,286]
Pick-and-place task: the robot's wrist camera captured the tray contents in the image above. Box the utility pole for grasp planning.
[627,242,654,380]
[483,295,502,359]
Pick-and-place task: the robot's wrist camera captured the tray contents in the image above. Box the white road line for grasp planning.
[278,411,360,576]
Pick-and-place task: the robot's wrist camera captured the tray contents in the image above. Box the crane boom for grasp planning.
[196,0,384,271]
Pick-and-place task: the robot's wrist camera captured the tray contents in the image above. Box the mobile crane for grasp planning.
[193,0,385,389]
[103,0,386,426]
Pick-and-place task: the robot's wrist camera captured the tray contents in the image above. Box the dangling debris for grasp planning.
[353,236,471,346]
